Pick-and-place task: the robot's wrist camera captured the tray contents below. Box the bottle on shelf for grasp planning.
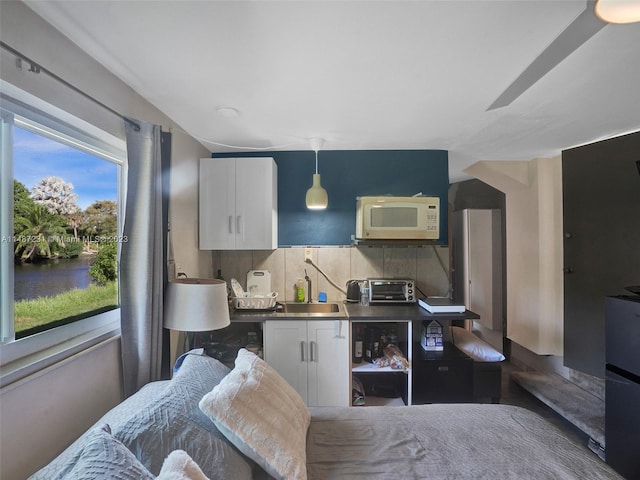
[360,280,370,306]
[379,329,389,352]
[353,325,363,364]
[364,325,381,362]
[295,279,305,303]
[388,327,398,346]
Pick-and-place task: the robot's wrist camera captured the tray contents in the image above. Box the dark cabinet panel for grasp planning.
[605,294,640,479]
[412,343,473,403]
[562,131,640,377]
[605,368,640,479]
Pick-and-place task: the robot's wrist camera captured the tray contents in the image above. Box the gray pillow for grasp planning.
[51,424,154,480]
[113,353,253,480]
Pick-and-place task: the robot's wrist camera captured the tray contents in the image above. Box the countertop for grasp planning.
[230,302,479,322]
[344,304,479,321]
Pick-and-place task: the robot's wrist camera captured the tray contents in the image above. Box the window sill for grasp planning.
[0,309,121,388]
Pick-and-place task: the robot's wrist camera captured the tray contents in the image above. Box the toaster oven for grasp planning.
[368,279,416,303]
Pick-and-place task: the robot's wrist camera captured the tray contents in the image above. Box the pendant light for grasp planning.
[305,137,328,210]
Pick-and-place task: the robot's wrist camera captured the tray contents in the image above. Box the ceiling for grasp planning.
[24,0,640,182]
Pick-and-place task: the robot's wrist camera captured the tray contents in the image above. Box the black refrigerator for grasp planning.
[605,295,640,479]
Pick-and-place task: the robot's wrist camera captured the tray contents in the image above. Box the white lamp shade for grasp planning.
[164,278,230,332]
[306,173,328,209]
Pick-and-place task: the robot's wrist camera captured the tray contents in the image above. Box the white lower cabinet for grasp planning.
[263,320,349,407]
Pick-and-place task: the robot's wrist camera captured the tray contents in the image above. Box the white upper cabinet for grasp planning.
[199,157,278,250]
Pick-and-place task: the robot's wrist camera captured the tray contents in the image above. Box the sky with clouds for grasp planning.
[13,126,118,210]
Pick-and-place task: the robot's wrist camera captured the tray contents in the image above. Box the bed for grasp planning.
[30,350,622,480]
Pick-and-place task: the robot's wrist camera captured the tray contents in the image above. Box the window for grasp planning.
[1,84,126,377]
[12,125,121,338]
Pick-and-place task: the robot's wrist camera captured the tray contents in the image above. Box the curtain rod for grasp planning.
[0,41,140,131]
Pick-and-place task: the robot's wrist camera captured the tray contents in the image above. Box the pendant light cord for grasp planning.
[315,150,319,174]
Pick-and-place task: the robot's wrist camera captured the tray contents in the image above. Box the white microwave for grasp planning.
[355,196,440,240]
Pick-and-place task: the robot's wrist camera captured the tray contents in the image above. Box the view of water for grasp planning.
[14,255,93,301]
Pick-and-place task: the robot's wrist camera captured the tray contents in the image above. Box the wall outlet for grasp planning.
[304,248,313,262]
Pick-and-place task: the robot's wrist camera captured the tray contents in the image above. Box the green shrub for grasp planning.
[89,241,117,285]
[56,240,84,258]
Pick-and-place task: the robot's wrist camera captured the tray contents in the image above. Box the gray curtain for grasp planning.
[120,118,165,397]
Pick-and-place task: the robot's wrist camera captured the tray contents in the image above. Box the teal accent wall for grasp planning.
[213,150,448,246]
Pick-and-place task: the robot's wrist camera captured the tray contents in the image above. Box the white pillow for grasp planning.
[199,348,310,480]
[157,450,210,480]
[451,326,505,362]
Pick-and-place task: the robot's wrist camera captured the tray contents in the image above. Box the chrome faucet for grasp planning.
[304,269,312,303]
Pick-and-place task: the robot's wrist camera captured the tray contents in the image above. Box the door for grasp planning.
[235,157,277,250]
[563,132,640,376]
[306,320,349,407]
[467,209,501,331]
[453,209,502,331]
[263,320,309,403]
[199,158,236,249]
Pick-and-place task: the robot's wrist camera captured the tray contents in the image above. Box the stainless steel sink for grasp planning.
[281,302,341,314]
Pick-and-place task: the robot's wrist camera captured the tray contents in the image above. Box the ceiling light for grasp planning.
[595,0,640,23]
[305,137,328,210]
[215,106,239,117]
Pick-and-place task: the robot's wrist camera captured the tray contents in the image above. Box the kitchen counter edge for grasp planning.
[230,303,479,322]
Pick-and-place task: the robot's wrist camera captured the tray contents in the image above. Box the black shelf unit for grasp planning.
[351,321,411,407]
[412,341,473,404]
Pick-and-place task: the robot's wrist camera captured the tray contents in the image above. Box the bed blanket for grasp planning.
[306,403,621,480]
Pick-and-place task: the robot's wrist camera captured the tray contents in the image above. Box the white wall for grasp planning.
[0,1,211,278]
[465,157,564,356]
[0,338,123,480]
[168,135,213,276]
[0,2,210,478]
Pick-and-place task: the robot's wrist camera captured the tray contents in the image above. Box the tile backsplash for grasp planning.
[213,246,450,303]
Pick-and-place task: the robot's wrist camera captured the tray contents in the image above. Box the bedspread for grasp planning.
[306,404,621,480]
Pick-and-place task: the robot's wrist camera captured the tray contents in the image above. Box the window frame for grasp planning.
[0,82,126,385]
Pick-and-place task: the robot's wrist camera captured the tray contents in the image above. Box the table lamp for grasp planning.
[164,278,231,351]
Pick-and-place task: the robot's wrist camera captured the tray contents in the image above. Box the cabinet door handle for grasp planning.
[228,215,233,234]
[300,341,306,362]
[237,215,243,240]
[310,341,316,362]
